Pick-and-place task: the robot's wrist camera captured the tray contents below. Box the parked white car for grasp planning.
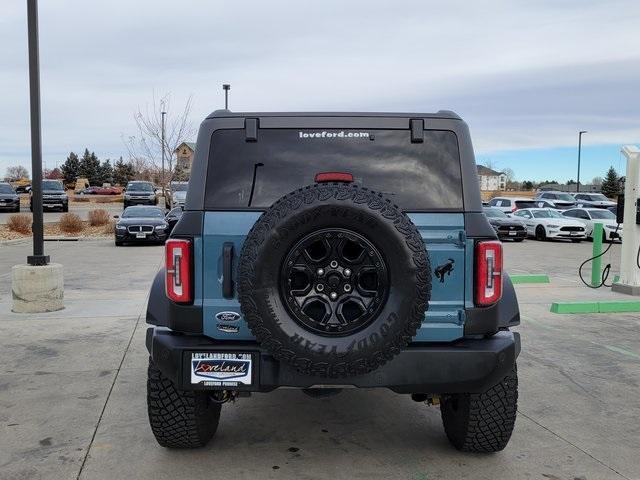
[562,207,622,242]
[512,208,587,242]
[486,197,555,213]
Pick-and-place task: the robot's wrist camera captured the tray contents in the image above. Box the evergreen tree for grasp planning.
[60,152,80,184]
[521,180,533,190]
[113,157,135,186]
[600,166,620,198]
[96,160,114,185]
[78,148,100,184]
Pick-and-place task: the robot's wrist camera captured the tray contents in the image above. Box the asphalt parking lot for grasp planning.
[0,239,638,480]
[0,200,123,225]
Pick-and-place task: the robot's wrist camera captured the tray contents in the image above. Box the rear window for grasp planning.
[204,129,463,211]
[515,200,536,209]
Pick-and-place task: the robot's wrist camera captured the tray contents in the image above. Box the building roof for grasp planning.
[176,142,196,152]
[477,165,504,176]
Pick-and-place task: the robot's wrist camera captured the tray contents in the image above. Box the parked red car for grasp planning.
[78,186,122,195]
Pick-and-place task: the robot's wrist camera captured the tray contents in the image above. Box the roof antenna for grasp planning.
[222,84,230,110]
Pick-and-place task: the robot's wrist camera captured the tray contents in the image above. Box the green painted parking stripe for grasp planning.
[550,302,599,314]
[550,301,640,314]
[510,274,550,284]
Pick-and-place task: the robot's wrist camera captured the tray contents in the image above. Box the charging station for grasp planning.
[612,145,640,296]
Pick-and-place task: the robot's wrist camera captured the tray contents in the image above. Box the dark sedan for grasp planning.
[483,207,527,241]
[114,206,169,246]
[0,182,20,212]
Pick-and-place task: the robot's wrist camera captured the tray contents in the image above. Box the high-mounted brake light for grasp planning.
[475,240,503,306]
[314,172,354,183]
[165,238,192,303]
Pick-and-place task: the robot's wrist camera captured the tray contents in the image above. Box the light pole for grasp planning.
[12,0,64,314]
[223,84,230,109]
[161,111,166,191]
[26,0,47,266]
[577,130,587,193]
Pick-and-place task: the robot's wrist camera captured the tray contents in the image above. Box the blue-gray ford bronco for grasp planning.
[145,111,521,452]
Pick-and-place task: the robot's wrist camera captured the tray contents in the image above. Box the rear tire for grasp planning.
[440,365,518,453]
[147,358,221,449]
[535,225,546,241]
[62,204,69,213]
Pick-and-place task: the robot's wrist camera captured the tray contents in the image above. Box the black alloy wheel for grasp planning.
[280,228,389,337]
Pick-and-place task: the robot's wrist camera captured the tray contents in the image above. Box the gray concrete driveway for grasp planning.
[0,239,638,480]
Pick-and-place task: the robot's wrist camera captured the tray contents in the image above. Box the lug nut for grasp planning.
[330,260,338,268]
[317,268,324,276]
[344,284,352,292]
[330,292,338,300]
[344,268,351,277]
[316,284,324,292]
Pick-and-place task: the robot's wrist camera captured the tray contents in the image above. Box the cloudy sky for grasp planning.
[1,0,639,182]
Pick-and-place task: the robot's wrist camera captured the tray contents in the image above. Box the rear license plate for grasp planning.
[570,232,577,236]
[191,352,252,386]
[508,231,517,236]
[136,232,146,238]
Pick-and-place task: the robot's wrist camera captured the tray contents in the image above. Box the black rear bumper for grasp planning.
[146,327,520,394]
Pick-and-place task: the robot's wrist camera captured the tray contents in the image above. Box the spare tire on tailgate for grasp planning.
[238,182,431,378]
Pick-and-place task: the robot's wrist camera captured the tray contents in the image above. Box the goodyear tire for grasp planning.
[238,183,431,378]
[147,358,221,448]
[440,365,518,452]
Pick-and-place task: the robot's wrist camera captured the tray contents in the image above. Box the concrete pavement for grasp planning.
[0,239,638,480]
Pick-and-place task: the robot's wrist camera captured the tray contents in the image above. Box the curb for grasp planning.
[0,236,112,246]
[551,301,640,314]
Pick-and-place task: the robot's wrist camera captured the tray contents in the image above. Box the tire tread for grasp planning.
[147,358,221,448]
[441,366,518,452]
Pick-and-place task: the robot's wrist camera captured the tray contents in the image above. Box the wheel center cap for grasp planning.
[327,274,341,288]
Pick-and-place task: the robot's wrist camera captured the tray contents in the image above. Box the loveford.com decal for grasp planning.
[298,130,370,139]
[191,352,252,386]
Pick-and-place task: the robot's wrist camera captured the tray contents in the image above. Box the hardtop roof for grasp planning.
[206,109,462,120]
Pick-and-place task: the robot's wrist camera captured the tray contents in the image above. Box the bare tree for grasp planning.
[5,165,30,182]
[124,93,195,189]
[502,167,515,182]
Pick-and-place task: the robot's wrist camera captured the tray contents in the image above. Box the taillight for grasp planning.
[475,240,503,306]
[314,172,354,183]
[165,238,192,303]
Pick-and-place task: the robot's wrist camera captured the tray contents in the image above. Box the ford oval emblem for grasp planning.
[215,311,241,322]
